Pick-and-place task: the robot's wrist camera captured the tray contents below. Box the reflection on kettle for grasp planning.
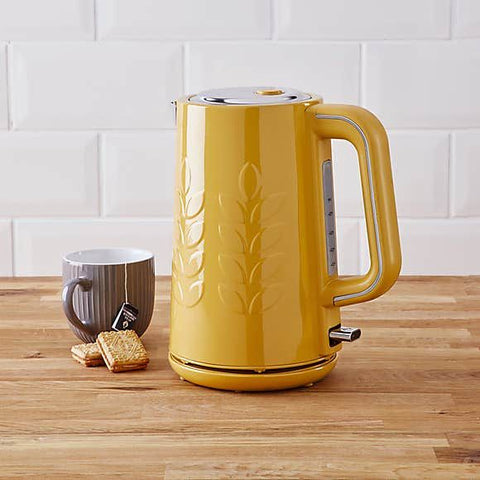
[169,87,401,391]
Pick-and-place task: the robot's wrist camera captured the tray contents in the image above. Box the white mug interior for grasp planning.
[63,248,153,266]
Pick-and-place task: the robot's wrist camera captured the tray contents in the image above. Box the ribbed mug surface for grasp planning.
[62,249,155,343]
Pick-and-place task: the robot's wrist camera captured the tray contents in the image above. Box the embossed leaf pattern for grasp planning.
[180,157,191,194]
[248,284,282,314]
[250,223,283,253]
[239,163,261,201]
[173,156,205,308]
[173,249,203,278]
[218,193,244,222]
[186,191,204,219]
[218,224,247,253]
[254,193,285,223]
[218,254,246,283]
[186,220,204,248]
[249,253,284,284]
[218,284,246,314]
[218,161,286,316]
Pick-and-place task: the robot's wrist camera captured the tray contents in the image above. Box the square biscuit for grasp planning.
[71,342,105,367]
[96,330,149,373]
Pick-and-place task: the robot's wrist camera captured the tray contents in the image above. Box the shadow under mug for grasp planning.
[62,248,155,343]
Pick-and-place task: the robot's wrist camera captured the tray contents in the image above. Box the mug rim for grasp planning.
[63,248,154,266]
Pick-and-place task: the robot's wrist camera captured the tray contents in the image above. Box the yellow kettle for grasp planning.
[169,87,401,391]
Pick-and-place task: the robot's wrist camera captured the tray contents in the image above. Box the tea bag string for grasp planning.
[124,263,129,304]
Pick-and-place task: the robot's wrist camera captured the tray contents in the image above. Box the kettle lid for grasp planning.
[188,86,311,105]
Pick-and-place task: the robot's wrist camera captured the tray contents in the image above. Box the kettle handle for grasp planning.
[306,104,401,307]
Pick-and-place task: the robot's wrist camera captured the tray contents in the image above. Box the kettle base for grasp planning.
[169,353,337,392]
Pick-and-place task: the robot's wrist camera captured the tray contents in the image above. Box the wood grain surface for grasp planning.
[0,276,479,479]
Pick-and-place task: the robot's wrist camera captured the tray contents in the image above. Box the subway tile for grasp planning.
[0,133,98,216]
[333,133,449,218]
[332,140,364,218]
[103,132,175,216]
[10,43,182,129]
[454,0,480,38]
[364,41,480,128]
[390,133,449,217]
[0,43,6,129]
[187,43,360,103]
[0,0,93,40]
[452,131,480,216]
[13,219,358,276]
[14,219,173,275]
[276,0,449,40]
[97,0,270,40]
[397,220,480,275]
[360,220,480,275]
[336,219,360,275]
[0,219,12,276]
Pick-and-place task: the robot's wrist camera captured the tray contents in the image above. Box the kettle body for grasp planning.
[169,87,401,391]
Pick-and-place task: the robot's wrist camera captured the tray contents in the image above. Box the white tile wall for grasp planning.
[275,0,450,40]
[102,132,175,216]
[0,42,7,129]
[332,140,364,218]
[97,0,271,40]
[0,133,98,216]
[0,219,12,276]
[336,219,360,275]
[14,219,173,275]
[364,41,480,128]
[0,0,94,40]
[396,220,480,275]
[452,131,480,216]
[390,133,450,218]
[10,43,182,129]
[0,3,479,276]
[187,43,360,103]
[333,133,450,218]
[454,0,480,38]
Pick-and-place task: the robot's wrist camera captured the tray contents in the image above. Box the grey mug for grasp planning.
[62,248,155,343]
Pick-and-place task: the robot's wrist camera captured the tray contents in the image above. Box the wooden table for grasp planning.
[1,277,479,479]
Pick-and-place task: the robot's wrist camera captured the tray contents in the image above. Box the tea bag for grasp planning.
[112,263,138,331]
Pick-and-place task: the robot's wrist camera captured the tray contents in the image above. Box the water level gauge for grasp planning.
[322,159,337,276]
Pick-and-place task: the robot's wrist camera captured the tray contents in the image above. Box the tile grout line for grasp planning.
[449,0,456,39]
[10,219,15,276]
[6,128,177,133]
[2,127,478,134]
[173,38,480,45]
[182,42,188,93]
[93,0,98,41]
[269,0,276,40]
[8,216,176,222]
[97,132,104,217]
[448,132,454,217]
[356,218,362,276]
[9,216,480,222]
[359,43,365,106]
[5,42,12,130]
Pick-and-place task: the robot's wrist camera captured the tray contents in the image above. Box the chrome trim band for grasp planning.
[189,86,312,106]
[170,352,337,375]
[315,114,383,304]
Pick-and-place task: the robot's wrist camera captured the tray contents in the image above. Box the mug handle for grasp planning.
[62,277,94,336]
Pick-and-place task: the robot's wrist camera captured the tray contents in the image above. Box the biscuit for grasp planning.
[71,342,105,367]
[96,330,149,373]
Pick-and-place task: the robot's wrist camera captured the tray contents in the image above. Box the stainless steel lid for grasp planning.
[188,87,311,105]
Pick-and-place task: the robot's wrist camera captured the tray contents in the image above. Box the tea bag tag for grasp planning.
[112,263,138,331]
[112,302,138,331]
